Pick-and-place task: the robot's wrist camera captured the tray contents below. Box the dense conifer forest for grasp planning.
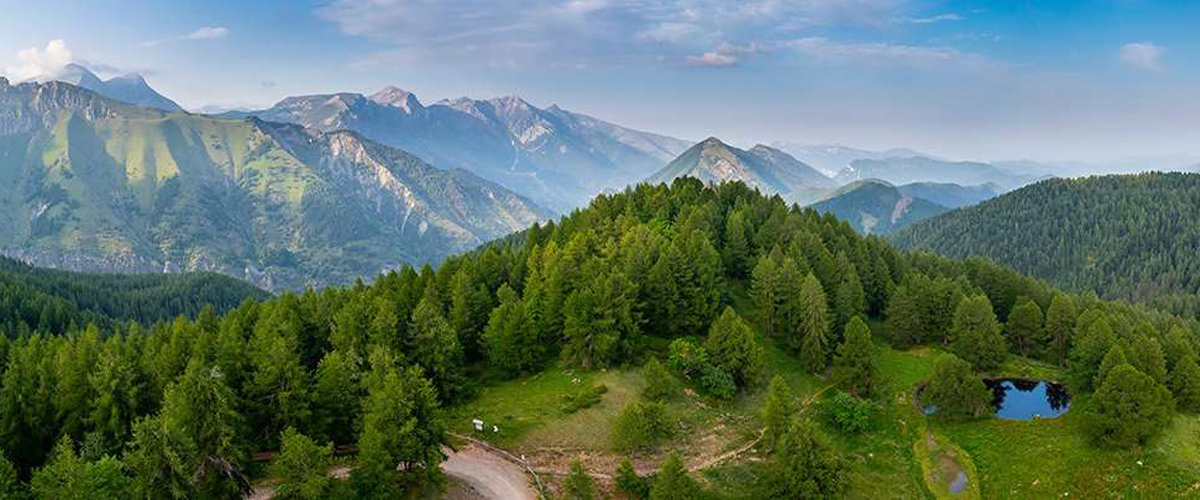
[893,172,1200,317]
[0,178,1197,498]
[0,256,268,337]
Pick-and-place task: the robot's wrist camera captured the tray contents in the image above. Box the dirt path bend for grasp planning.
[443,442,538,500]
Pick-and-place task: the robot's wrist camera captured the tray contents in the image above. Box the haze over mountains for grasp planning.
[51,63,184,112]
[220,88,691,212]
[0,76,548,290]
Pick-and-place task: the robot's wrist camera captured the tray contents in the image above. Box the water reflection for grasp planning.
[985,378,1071,420]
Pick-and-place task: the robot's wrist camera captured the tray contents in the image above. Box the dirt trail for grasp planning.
[245,445,536,500]
[442,442,538,500]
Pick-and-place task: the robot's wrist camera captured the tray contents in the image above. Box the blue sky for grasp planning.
[2,0,1198,162]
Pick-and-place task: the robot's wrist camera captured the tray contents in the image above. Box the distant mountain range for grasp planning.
[219,88,691,212]
[647,137,835,204]
[0,77,548,290]
[770,142,934,177]
[51,63,183,112]
[810,179,949,234]
[892,172,1200,313]
[896,181,1001,209]
[834,156,1046,191]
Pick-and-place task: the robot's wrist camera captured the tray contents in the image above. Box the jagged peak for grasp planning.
[369,86,422,112]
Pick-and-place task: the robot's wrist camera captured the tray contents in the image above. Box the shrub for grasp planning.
[824,391,876,434]
[615,458,650,499]
[641,358,677,401]
[698,365,736,400]
[613,401,673,453]
[561,384,608,414]
[564,460,596,500]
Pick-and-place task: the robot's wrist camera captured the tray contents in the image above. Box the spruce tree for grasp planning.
[723,209,751,279]
[1131,335,1168,385]
[1068,317,1116,393]
[834,264,866,338]
[1085,364,1174,448]
[1171,355,1200,413]
[797,273,830,373]
[649,453,700,500]
[1005,298,1044,358]
[950,295,1007,371]
[762,375,795,451]
[482,284,542,377]
[704,307,764,387]
[764,418,847,499]
[1044,294,1077,366]
[615,457,650,499]
[1095,344,1128,389]
[751,254,781,338]
[834,317,880,397]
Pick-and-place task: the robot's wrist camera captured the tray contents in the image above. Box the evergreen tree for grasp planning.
[1005,298,1044,358]
[1085,364,1174,448]
[833,317,880,397]
[408,294,464,401]
[751,254,781,338]
[563,271,640,369]
[923,355,991,418]
[312,350,361,446]
[762,375,795,451]
[126,361,247,499]
[1130,335,1168,386]
[1044,294,1077,366]
[704,307,764,387]
[564,460,596,500]
[796,274,830,373]
[723,209,751,279]
[1172,355,1200,414]
[649,453,701,500]
[1095,345,1128,389]
[482,284,543,377]
[615,457,650,499]
[833,264,866,337]
[351,365,448,497]
[0,451,21,499]
[271,427,334,500]
[886,280,924,347]
[613,401,673,453]
[764,418,847,499]
[31,436,132,500]
[1068,318,1117,393]
[950,295,1007,371]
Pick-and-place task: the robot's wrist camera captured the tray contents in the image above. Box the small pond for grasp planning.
[985,378,1071,421]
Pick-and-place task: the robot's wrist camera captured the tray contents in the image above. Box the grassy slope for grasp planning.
[445,284,1200,498]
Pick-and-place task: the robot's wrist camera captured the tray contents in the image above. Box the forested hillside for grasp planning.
[0,255,266,336]
[893,172,1200,316]
[1,178,1197,498]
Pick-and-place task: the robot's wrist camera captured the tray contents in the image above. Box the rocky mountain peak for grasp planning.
[369,86,423,113]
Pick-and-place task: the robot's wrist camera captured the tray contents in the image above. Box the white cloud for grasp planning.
[6,39,73,80]
[184,26,229,40]
[686,51,739,67]
[908,13,963,24]
[1119,42,1163,71]
[144,26,229,47]
[789,37,993,69]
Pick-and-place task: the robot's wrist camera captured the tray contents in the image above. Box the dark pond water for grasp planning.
[985,378,1071,420]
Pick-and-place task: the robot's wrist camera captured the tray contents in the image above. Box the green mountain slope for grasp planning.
[0,78,550,290]
[892,172,1200,313]
[810,179,949,234]
[896,181,1001,208]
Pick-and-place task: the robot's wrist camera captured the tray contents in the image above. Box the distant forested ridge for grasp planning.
[893,172,1200,316]
[0,255,267,336]
[0,178,1195,498]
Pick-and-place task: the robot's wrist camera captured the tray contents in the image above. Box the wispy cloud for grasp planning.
[789,37,995,69]
[1119,42,1163,71]
[144,26,229,47]
[317,0,916,69]
[907,13,963,24]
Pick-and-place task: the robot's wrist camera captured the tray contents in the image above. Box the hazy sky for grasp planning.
[2,0,1198,163]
